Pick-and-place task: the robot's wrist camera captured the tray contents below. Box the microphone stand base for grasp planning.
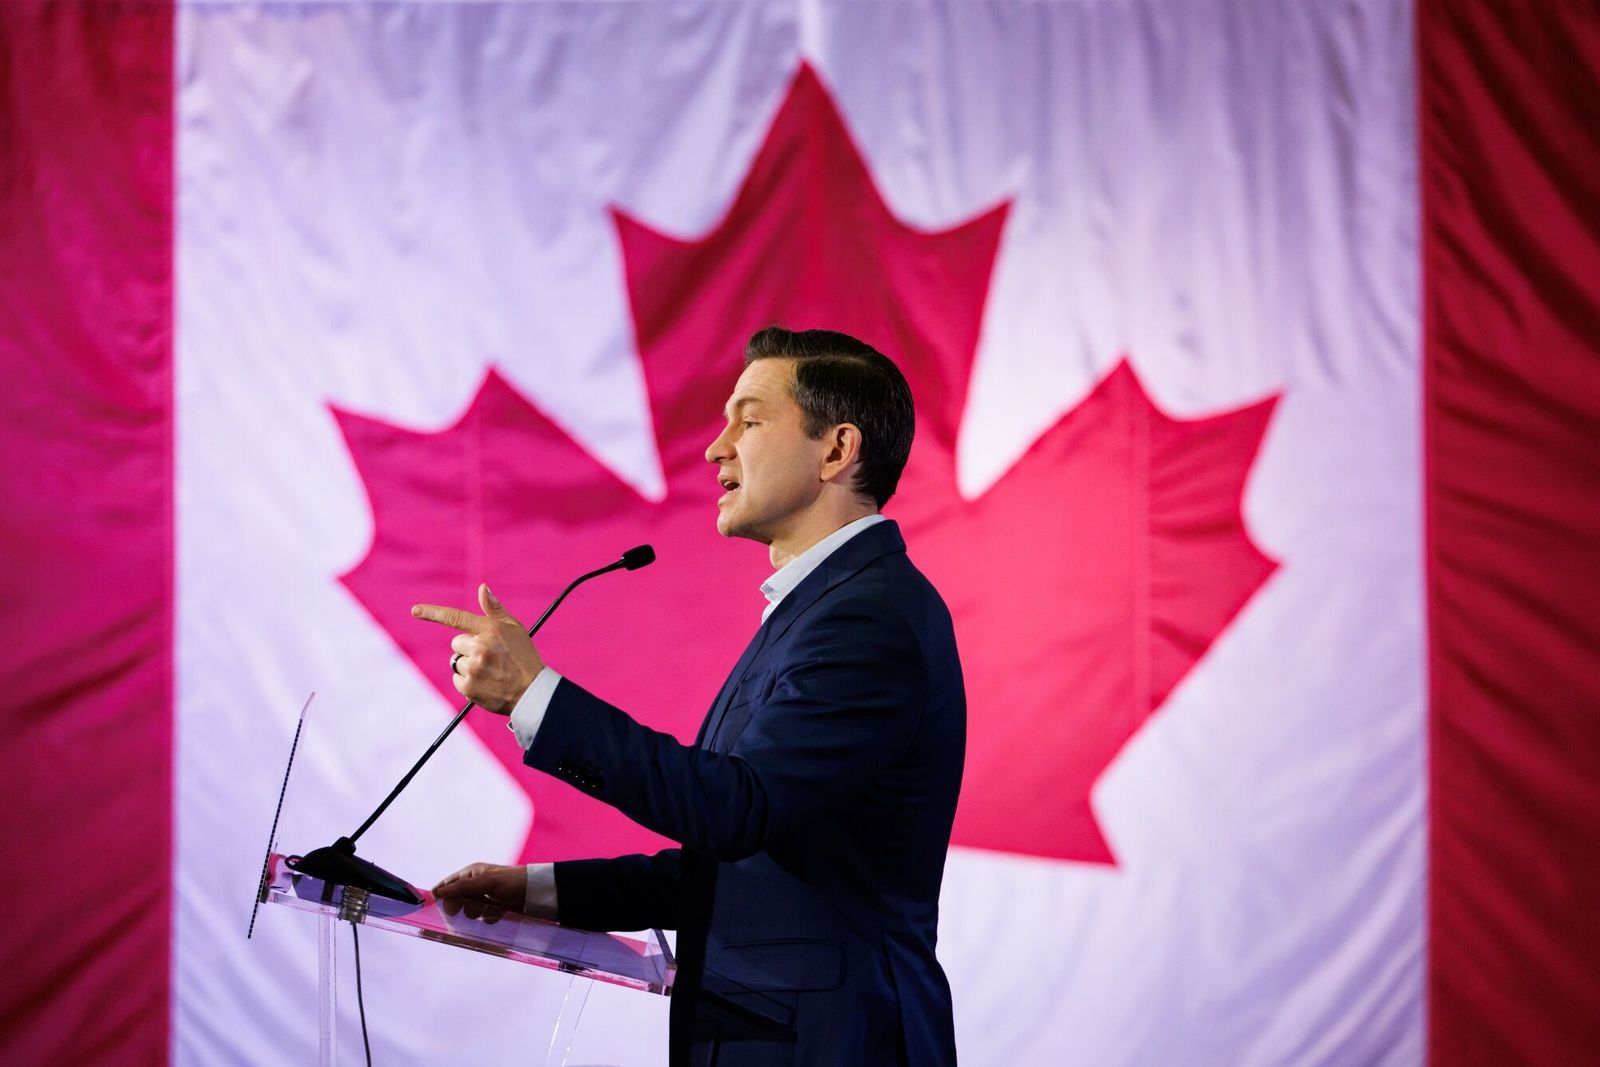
[287,837,424,906]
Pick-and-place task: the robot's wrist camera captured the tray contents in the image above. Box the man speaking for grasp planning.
[419,327,966,1065]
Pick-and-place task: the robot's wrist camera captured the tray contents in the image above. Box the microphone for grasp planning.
[286,545,656,905]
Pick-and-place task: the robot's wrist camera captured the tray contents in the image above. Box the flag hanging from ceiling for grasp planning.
[3,1,1597,1064]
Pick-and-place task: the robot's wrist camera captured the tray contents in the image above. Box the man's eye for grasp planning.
[742,420,758,428]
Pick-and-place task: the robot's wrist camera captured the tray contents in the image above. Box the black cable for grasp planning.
[352,924,373,1067]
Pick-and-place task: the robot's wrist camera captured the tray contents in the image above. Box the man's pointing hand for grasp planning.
[411,584,545,714]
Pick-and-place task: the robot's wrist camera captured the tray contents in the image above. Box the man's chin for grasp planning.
[715,513,771,546]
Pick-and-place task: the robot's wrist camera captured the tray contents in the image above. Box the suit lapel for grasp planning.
[696,619,776,748]
[696,521,908,751]
[763,519,906,646]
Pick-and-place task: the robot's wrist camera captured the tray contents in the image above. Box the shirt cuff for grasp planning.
[524,862,558,918]
[508,668,563,750]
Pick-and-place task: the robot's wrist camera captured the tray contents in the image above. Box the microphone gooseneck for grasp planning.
[286,545,655,904]
[346,544,655,845]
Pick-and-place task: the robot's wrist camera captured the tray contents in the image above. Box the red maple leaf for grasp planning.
[335,65,1277,866]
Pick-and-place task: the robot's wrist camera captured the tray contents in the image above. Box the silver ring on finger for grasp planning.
[450,652,464,676]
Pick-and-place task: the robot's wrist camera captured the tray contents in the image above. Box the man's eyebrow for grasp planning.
[723,395,769,418]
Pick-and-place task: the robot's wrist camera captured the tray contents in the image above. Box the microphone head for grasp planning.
[621,545,656,571]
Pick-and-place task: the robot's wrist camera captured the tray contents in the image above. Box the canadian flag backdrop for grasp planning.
[2,1,1597,1065]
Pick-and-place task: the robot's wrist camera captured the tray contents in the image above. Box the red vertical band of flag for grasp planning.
[1420,1,1600,1063]
[0,4,174,1064]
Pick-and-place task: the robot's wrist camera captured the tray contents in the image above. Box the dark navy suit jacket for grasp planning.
[525,520,965,1065]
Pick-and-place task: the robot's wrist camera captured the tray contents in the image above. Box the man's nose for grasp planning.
[705,424,733,464]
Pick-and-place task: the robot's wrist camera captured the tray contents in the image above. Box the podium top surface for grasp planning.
[260,853,674,995]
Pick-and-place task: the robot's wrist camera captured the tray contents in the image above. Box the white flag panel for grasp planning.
[175,2,1422,1063]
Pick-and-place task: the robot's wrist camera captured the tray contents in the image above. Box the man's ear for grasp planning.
[819,423,864,484]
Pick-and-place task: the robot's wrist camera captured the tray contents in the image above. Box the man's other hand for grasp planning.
[411,584,545,714]
[432,862,527,923]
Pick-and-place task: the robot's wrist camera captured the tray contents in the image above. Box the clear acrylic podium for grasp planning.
[260,853,675,1065]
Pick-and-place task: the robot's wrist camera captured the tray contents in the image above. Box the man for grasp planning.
[420,327,965,1065]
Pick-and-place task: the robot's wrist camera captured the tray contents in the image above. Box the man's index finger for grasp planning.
[410,603,488,633]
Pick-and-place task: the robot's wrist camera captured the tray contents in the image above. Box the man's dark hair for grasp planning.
[743,326,915,509]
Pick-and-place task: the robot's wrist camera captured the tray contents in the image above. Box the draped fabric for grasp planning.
[0,1,1595,1064]
[1420,1,1600,1061]
[0,6,174,1064]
